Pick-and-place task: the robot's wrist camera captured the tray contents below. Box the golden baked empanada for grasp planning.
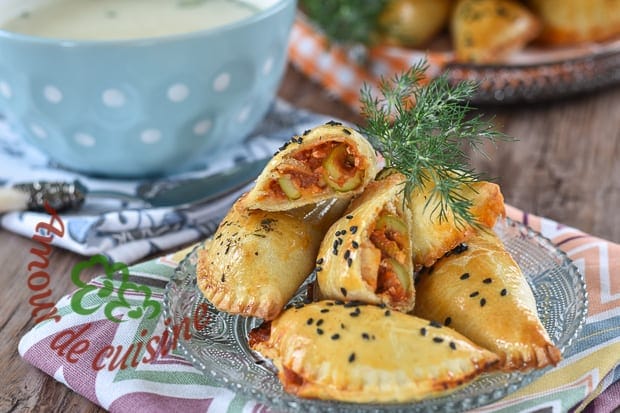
[409,176,505,268]
[315,172,416,312]
[244,122,378,211]
[451,0,541,63]
[249,301,499,402]
[527,0,620,45]
[413,229,562,371]
[197,195,346,320]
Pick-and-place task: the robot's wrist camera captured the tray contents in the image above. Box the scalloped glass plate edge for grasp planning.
[163,217,588,412]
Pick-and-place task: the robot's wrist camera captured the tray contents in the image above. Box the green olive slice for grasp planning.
[375,214,408,235]
[387,257,411,292]
[277,176,301,200]
[322,144,363,192]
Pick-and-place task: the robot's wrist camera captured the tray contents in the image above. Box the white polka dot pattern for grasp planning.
[213,73,231,92]
[193,119,212,136]
[167,83,189,102]
[141,129,162,144]
[74,132,96,147]
[102,89,126,107]
[0,81,12,99]
[43,85,63,103]
[30,123,47,139]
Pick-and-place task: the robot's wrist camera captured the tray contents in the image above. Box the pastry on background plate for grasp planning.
[315,172,416,312]
[413,229,562,371]
[249,300,499,402]
[244,122,378,212]
[451,0,541,63]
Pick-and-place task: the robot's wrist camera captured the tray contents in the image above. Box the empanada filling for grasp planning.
[269,141,366,200]
[369,213,412,300]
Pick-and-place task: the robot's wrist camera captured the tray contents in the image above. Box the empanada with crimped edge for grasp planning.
[249,301,499,402]
[315,172,416,312]
[197,194,346,320]
[413,229,562,371]
[244,122,378,211]
[409,177,505,269]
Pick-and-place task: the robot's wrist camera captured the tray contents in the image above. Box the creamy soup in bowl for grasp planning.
[0,0,280,41]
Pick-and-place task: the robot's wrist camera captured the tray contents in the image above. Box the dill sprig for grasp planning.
[359,61,508,229]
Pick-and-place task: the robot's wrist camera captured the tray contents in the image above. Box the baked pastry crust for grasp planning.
[413,229,562,371]
[315,172,416,312]
[409,178,505,269]
[244,122,378,211]
[197,195,345,320]
[452,0,541,63]
[249,301,499,402]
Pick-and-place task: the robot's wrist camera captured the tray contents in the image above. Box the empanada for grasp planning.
[451,0,541,63]
[197,195,346,320]
[244,122,378,211]
[527,0,620,45]
[409,176,505,269]
[249,301,499,402]
[315,172,416,312]
[413,229,562,371]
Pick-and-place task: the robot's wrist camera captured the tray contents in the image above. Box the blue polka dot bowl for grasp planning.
[0,0,296,177]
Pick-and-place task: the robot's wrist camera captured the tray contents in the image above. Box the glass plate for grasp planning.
[163,218,588,412]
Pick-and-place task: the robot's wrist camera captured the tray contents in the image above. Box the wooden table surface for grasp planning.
[2,64,619,413]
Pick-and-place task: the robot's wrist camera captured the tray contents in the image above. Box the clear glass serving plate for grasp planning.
[163,218,588,412]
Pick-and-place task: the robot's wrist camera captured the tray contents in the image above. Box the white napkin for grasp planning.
[0,99,335,263]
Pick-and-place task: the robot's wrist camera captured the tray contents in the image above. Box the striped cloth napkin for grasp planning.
[18,205,620,412]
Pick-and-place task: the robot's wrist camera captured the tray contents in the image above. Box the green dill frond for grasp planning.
[359,62,509,228]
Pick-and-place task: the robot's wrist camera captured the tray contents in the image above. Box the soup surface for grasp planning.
[1,0,263,40]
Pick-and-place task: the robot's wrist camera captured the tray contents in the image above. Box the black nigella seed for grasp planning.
[449,341,457,350]
[433,337,444,343]
[333,240,339,250]
[384,310,391,317]
[460,273,470,280]
[335,230,342,236]
[340,287,348,297]
[332,248,339,256]
[326,120,342,126]
[335,300,344,305]
[348,352,356,363]
[344,301,360,308]
[315,266,323,272]
[346,215,353,220]
[303,129,311,135]
[470,291,479,298]
[350,226,358,234]
[362,333,370,340]
[306,318,314,325]
[316,258,324,265]
[453,243,469,254]
[420,327,427,336]
[331,333,340,340]
[347,258,353,267]
[429,320,442,328]
[480,298,487,307]
[338,238,343,245]
[320,308,329,313]
[444,317,452,326]
[326,302,334,306]
[379,303,387,308]
[500,288,508,296]
[342,128,351,135]
[317,319,324,326]
[483,278,492,284]
[344,250,351,260]
[341,323,346,329]
[317,328,324,335]
[350,311,360,317]
[352,241,359,249]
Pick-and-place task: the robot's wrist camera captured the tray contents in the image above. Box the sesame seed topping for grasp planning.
[335,300,344,305]
[326,120,342,126]
[362,333,370,340]
[350,226,358,234]
[449,342,457,350]
[316,319,324,326]
[460,273,470,280]
[317,328,324,335]
[433,337,444,343]
[306,318,314,325]
[344,250,351,260]
[420,327,427,336]
[342,128,351,135]
[340,287,348,297]
[444,317,452,326]
[348,352,356,363]
[483,278,492,284]
[480,298,487,307]
[315,266,323,272]
[500,288,508,296]
[429,320,442,328]
[384,310,391,317]
[470,291,479,297]
[316,258,324,265]
[331,333,340,340]
[347,258,353,267]
[341,323,346,329]
[346,215,353,219]
[352,241,359,249]
[320,308,329,313]
[350,311,360,317]
[326,302,334,306]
